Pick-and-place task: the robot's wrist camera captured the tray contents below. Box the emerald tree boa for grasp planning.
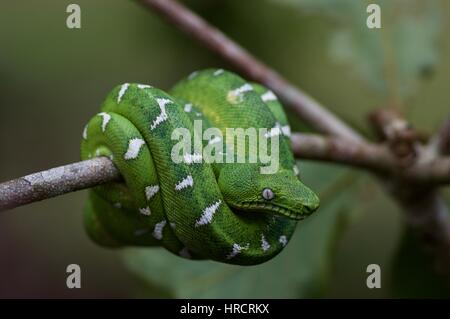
[81,69,319,265]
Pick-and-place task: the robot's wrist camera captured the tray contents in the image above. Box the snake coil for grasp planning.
[81,69,319,265]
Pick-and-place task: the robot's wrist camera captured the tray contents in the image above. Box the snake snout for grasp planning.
[296,185,320,216]
[303,201,320,215]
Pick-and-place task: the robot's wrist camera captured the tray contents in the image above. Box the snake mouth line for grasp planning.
[232,201,311,221]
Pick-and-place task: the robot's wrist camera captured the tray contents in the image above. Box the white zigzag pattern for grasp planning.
[124,138,145,160]
[261,90,277,102]
[195,200,222,227]
[145,185,159,200]
[261,234,271,252]
[279,235,288,247]
[98,112,111,132]
[117,83,129,103]
[226,243,250,259]
[153,220,166,240]
[175,175,194,191]
[150,98,172,130]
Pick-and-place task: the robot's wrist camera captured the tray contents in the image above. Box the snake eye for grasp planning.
[262,188,274,200]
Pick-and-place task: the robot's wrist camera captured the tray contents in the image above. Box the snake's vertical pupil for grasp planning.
[262,188,275,200]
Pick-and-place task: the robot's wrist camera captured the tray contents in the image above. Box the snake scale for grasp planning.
[81,69,319,265]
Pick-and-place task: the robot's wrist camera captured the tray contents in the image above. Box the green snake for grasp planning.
[81,69,319,265]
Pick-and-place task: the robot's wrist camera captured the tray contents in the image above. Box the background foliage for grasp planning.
[0,0,449,298]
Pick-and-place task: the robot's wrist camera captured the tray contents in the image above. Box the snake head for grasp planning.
[218,164,320,220]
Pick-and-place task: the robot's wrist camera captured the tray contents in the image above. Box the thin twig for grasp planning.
[292,134,396,174]
[136,0,363,143]
[0,157,120,212]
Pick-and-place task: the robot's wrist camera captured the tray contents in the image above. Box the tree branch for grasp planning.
[0,157,120,212]
[291,133,396,174]
[136,0,363,143]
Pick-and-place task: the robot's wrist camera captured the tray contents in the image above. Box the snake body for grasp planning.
[81,69,319,265]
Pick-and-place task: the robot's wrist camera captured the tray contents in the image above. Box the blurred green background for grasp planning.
[1,0,450,298]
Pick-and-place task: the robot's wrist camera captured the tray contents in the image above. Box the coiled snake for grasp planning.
[81,69,319,265]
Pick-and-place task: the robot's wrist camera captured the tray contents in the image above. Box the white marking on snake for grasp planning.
[179,247,191,259]
[98,112,111,132]
[114,202,122,209]
[152,220,166,240]
[279,235,288,247]
[137,84,152,89]
[145,185,160,200]
[213,69,224,76]
[281,125,291,137]
[183,153,202,164]
[188,71,198,80]
[208,136,222,145]
[82,124,88,140]
[195,200,222,227]
[151,98,172,130]
[139,206,151,216]
[261,234,271,252]
[117,83,129,103]
[293,165,300,176]
[124,138,145,160]
[175,175,193,191]
[184,103,192,113]
[264,123,282,138]
[226,243,250,259]
[170,222,176,229]
[261,90,277,102]
[227,83,253,104]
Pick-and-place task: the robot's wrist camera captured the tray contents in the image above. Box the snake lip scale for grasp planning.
[81,68,320,265]
[232,201,311,221]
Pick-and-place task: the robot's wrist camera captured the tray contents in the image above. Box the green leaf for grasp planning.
[270,0,442,99]
[123,162,364,298]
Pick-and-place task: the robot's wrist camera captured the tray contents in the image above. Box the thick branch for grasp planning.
[402,155,450,185]
[294,133,450,184]
[0,157,120,212]
[137,0,362,143]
